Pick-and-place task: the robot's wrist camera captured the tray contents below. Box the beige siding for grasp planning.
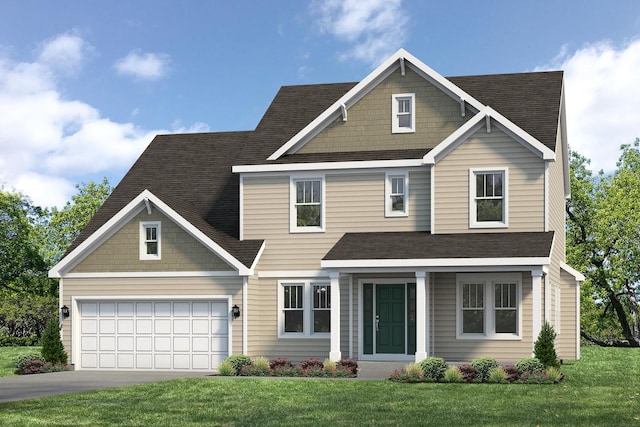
[557,269,579,360]
[298,67,471,154]
[60,276,244,363]
[72,209,234,273]
[431,272,534,363]
[243,169,430,271]
[433,126,545,233]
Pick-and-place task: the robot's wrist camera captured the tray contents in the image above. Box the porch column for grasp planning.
[415,271,428,362]
[329,271,341,361]
[532,269,543,348]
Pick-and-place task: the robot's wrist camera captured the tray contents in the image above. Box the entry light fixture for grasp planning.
[232,304,240,319]
[61,305,70,319]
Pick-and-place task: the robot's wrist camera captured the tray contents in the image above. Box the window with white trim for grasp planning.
[470,168,508,228]
[290,177,325,233]
[392,93,415,133]
[457,273,521,339]
[279,281,331,336]
[385,172,408,217]
[139,221,161,260]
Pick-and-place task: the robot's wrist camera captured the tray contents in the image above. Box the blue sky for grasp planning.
[1,0,639,208]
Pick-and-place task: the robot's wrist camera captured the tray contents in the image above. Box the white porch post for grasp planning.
[532,269,543,349]
[415,271,428,362]
[329,271,341,361]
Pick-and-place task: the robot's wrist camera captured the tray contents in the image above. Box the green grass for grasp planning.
[0,346,638,426]
[0,347,41,377]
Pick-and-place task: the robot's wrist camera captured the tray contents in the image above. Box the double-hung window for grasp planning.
[457,273,521,339]
[470,168,508,228]
[392,93,415,133]
[385,172,408,217]
[139,221,161,260]
[280,281,331,336]
[290,176,325,232]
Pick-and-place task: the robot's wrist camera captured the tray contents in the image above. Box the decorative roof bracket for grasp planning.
[340,104,347,122]
[485,113,492,133]
[399,57,405,76]
[460,98,466,117]
[144,197,152,215]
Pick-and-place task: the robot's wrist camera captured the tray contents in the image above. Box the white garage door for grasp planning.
[78,300,229,371]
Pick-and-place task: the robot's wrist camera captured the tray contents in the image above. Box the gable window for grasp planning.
[139,221,161,260]
[469,168,508,228]
[279,281,331,337]
[457,273,521,339]
[290,176,325,233]
[392,93,415,133]
[385,172,409,217]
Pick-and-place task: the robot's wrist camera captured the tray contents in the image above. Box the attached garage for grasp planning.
[75,298,231,371]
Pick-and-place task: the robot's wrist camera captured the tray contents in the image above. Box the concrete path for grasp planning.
[0,370,210,404]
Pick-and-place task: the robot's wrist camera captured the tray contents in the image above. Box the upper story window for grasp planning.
[280,281,331,337]
[469,168,508,228]
[392,93,415,133]
[457,273,521,340]
[385,172,408,217]
[290,176,325,233]
[139,221,161,260]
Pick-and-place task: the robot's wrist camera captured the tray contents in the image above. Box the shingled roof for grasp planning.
[63,69,563,270]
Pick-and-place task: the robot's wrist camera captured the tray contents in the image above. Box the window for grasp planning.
[279,281,331,336]
[139,221,161,260]
[457,273,521,339]
[469,168,508,228]
[392,93,415,133]
[290,176,325,232]
[385,173,408,217]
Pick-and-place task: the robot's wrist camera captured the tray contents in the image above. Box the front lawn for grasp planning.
[0,347,41,377]
[0,346,638,426]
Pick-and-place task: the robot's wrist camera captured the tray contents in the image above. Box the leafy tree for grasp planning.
[40,318,68,365]
[567,140,640,346]
[0,293,57,337]
[43,178,112,265]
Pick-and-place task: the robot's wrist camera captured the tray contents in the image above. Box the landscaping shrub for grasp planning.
[442,366,463,383]
[0,336,40,347]
[457,364,477,382]
[545,366,563,383]
[40,318,67,365]
[224,354,252,375]
[515,357,545,374]
[337,358,358,376]
[298,358,323,370]
[15,354,46,375]
[322,359,337,374]
[269,357,292,370]
[470,357,498,382]
[534,322,560,368]
[389,364,423,383]
[488,366,507,383]
[217,360,235,376]
[418,357,447,382]
[502,364,520,382]
[519,370,551,384]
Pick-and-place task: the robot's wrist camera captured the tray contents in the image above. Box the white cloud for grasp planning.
[539,39,640,172]
[114,50,171,81]
[311,0,409,67]
[0,33,167,208]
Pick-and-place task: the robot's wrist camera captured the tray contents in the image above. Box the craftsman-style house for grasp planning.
[50,49,584,371]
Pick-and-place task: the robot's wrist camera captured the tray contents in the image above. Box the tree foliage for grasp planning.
[40,318,68,365]
[534,322,560,368]
[567,140,640,346]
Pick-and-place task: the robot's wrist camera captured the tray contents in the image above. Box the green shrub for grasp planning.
[224,354,252,375]
[442,366,463,383]
[252,356,270,370]
[15,354,47,375]
[418,357,447,382]
[470,357,498,382]
[322,359,337,373]
[217,360,235,376]
[40,318,67,365]
[404,362,423,377]
[0,336,40,347]
[515,357,545,374]
[545,366,563,382]
[488,366,507,383]
[534,322,560,368]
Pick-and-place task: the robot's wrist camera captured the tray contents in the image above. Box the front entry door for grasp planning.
[376,284,406,353]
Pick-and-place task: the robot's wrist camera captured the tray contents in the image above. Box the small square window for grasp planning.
[392,93,415,133]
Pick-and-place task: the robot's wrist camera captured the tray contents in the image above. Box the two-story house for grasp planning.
[50,49,584,371]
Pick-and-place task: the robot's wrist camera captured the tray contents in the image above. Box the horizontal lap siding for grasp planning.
[434,127,545,233]
[61,277,244,363]
[557,270,579,360]
[432,272,534,363]
[243,170,429,271]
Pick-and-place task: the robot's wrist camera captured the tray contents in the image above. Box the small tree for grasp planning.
[41,318,68,365]
[534,322,559,368]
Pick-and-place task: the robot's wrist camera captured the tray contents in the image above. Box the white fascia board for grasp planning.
[63,271,242,279]
[248,241,266,273]
[423,111,486,164]
[267,48,487,161]
[233,158,424,174]
[50,190,253,278]
[258,270,329,278]
[321,257,550,269]
[560,262,586,282]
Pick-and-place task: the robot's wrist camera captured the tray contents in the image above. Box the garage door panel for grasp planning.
[79,299,229,371]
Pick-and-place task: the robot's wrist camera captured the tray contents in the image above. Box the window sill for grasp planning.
[278,333,330,339]
[469,222,508,229]
[290,227,325,234]
[385,211,409,218]
[456,334,521,341]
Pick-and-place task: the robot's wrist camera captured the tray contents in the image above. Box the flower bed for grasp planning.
[14,354,70,375]
[389,356,563,384]
[218,356,358,378]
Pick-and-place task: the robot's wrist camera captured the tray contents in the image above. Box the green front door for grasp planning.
[376,284,405,354]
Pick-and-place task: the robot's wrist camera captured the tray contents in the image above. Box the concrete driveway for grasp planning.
[0,370,211,403]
